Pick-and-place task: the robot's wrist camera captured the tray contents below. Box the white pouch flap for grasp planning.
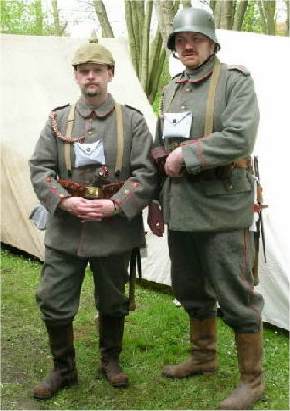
[163,111,192,139]
[74,140,105,167]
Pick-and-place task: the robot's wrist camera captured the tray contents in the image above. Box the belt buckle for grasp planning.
[85,186,103,199]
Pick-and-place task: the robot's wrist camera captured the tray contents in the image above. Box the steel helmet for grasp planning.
[72,39,115,69]
[167,7,220,52]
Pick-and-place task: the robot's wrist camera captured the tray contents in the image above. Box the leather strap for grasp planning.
[63,102,124,176]
[64,104,76,174]
[232,158,251,169]
[203,58,221,137]
[114,103,124,174]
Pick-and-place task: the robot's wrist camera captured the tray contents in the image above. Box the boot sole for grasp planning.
[162,368,217,379]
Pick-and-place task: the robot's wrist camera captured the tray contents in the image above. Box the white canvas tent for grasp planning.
[1,32,289,330]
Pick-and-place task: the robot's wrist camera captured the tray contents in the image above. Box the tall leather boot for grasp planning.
[162,318,218,378]
[218,331,265,410]
[33,323,78,400]
[99,315,129,388]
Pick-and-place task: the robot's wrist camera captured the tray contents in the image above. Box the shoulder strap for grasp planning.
[163,77,181,113]
[114,103,124,175]
[64,104,76,174]
[203,58,221,137]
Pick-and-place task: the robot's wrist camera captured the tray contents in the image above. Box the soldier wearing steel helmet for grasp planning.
[30,40,157,399]
[148,6,265,410]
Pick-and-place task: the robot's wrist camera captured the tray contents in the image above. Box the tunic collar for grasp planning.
[76,94,115,118]
[177,55,217,84]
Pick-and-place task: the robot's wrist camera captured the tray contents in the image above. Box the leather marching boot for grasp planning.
[33,323,78,400]
[99,315,129,388]
[218,331,265,410]
[162,318,218,378]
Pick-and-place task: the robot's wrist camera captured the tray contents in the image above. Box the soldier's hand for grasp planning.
[164,147,184,177]
[89,199,117,219]
[59,197,103,221]
[147,201,164,237]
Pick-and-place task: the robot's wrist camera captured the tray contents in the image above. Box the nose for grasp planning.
[87,70,96,78]
[185,40,194,49]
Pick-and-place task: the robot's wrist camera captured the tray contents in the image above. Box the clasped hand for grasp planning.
[164,147,184,177]
[59,197,116,222]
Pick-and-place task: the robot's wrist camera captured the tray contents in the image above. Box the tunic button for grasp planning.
[181,105,186,109]
[124,189,129,195]
[185,88,191,92]
[88,130,93,135]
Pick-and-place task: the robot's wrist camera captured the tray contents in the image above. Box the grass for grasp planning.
[1,248,289,410]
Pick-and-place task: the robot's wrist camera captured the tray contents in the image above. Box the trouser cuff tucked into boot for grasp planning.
[99,315,129,388]
[162,318,218,379]
[33,322,78,400]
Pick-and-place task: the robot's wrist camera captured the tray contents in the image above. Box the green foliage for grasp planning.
[1,248,289,410]
[152,56,171,114]
[0,0,60,35]
[242,0,264,34]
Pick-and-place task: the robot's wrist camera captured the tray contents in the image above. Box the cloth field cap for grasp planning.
[72,36,115,68]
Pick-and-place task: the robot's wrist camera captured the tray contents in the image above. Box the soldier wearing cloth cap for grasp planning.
[30,41,156,399]
[148,6,265,410]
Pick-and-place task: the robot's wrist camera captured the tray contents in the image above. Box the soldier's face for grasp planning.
[175,32,214,69]
[74,63,113,97]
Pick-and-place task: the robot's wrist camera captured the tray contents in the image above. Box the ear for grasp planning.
[209,40,215,54]
[108,67,114,82]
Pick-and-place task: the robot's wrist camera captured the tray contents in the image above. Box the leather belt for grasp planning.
[58,178,124,199]
[185,159,251,183]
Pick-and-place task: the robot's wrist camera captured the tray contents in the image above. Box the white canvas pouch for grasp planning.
[163,111,192,139]
[74,140,105,167]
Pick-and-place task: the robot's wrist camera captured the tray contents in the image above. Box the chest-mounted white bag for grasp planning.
[163,111,192,139]
[74,140,105,167]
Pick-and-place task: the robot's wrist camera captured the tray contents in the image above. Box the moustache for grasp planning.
[182,52,197,57]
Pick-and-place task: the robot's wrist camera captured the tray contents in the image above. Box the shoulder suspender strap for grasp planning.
[64,104,76,174]
[203,58,221,137]
[114,103,124,174]
[164,80,180,113]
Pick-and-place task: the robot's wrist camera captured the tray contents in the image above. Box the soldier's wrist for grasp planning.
[58,195,72,210]
[111,199,121,215]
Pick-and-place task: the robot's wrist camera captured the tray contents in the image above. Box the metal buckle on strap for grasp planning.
[84,186,103,199]
[232,158,252,169]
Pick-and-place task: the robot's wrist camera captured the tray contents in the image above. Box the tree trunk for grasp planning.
[233,0,248,31]
[285,0,290,36]
[154,0,180,49]
[220,0,234,29]
[210,0,216,14]
[181,0,191,7]
[263,0,276,35]
[51,0,67,36]
[34,0,44,35]
[214,0,222,28]
[148,48,166,104]
[147,29,163,100]
[93,0,114,37]
[258,0,276,35]
[140,1,153,90]
[125,0,138,74]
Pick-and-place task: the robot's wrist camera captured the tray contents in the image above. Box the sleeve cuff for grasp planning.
[182,144,201,175]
